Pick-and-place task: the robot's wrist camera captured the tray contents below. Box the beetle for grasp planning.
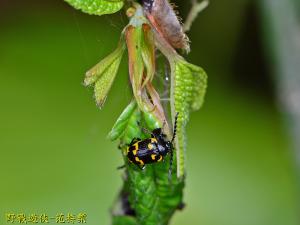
[125,113,178,177]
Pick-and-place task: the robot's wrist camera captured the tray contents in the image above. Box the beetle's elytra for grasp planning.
[126,113,178,171]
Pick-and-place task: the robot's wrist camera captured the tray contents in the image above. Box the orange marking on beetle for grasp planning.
[150,138,158,143]
[133,143,139,149]
[135,157,144,165]
[148,143,153,150]
[151,154,156,160]
[157,155,163,162]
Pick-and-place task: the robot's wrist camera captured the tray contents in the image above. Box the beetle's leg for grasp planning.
[136,161,145,170]
[117,165,126,170]
[168,149,174,182]
[118,142,126,149]
[138,164,145,170]
[177,202,186,210]
[129,137,141,145]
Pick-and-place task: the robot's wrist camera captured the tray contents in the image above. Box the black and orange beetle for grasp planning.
[126,113,178,173]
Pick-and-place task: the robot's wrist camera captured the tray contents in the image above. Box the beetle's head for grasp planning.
[152,128,173,153]
[165,141,173,152]
[152,128,167,142]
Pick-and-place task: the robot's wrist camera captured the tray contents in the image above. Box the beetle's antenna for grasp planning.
[168,148,173,182]
[117,165,126,170]
[171,112,179,143]
[169,112,179,182]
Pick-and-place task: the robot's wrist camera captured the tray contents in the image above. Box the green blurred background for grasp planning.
[1,0,299,224]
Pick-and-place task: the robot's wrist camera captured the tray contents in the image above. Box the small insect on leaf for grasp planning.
[65,0,124,16]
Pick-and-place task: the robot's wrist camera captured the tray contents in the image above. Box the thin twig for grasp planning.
[184,0,209,32]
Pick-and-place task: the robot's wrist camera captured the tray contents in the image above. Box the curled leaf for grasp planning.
[126,25,145,107]
[125,6,167,129]
[108,101,137,141]
[142,110,161,131]
[65,0,124,16]
[141,24,155,87]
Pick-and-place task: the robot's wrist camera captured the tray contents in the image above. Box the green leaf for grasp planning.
[172,59,207,178]
[142,110,161,131]
[84,41,125,86]
[108,101,137,141]
[93,56,122,107]
[108,100,142,144]
[112,216,137,225]
[84,41,125,108]
[65,0,124,16]
[181,61,207,111]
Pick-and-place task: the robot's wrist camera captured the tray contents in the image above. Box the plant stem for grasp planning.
[183,0,209,32]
